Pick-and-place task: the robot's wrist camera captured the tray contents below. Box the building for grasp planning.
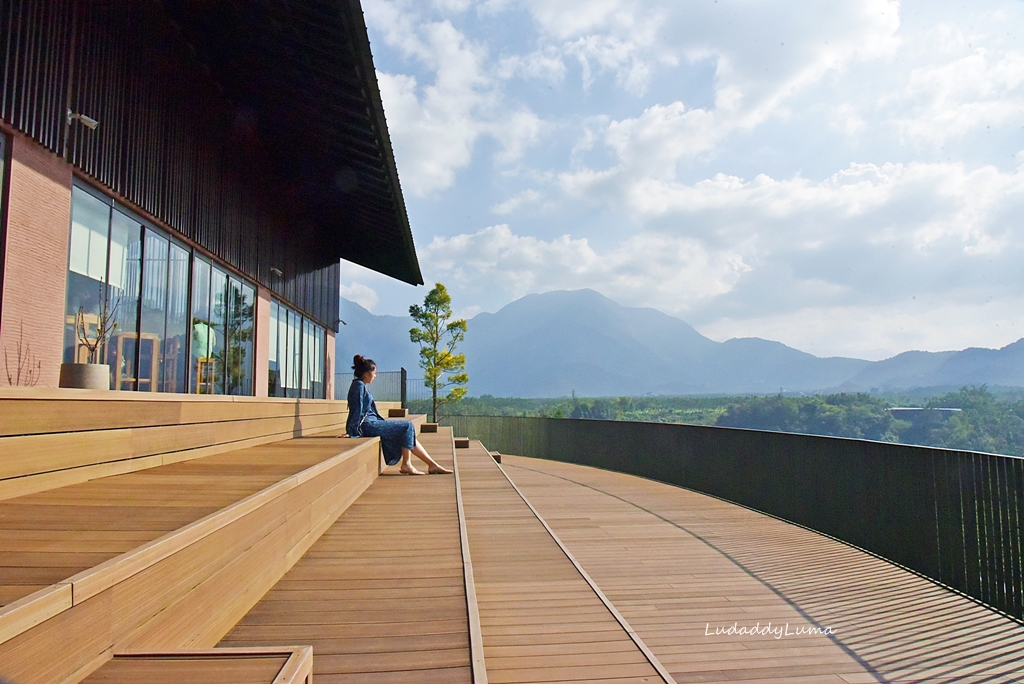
[0,0,421,398]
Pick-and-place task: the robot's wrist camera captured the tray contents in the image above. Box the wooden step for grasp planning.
[219,427,473,682]
[454,437,470,449]
[0,438,380,684]
[0,390,404,502]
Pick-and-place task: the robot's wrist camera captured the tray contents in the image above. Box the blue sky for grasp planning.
[340,0,1024,361]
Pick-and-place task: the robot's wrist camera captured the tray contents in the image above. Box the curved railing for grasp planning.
[443,415,1024,622]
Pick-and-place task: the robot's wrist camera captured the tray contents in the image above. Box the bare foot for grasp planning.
[400,466,426,475]
[428,465,453,474]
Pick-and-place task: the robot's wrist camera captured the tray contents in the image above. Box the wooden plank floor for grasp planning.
[500,455,1024,684]
[219,427,472,683]
[458,441,666,684]
[0,436,372,608]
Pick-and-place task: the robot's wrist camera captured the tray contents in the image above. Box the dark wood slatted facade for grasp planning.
[0,0,420,328]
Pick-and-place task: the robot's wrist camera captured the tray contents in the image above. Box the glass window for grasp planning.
[62,183,260,396]
[164,242,190,393]
[289,309,301,398]
[107,210,143,390]
[138,230,168,392]
[191,257,213,393]
[64,187,113,365]
[267,300,326,399]
[225,277,254,395]
[268,301,281,397]
[209,266,228,394]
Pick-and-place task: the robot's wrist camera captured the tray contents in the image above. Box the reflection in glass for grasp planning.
[224,278,254,395]
[61,184,259,396]
[210,267,227,394]
[138,231,168,391]
[164,243,190,393]
[107,210,143,390]
[191,258,213,393]
[266,300,326,399]
[64,188,112,364]
[289,309,301,398]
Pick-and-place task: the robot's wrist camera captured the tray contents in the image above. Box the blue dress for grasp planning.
[347,378,415,466]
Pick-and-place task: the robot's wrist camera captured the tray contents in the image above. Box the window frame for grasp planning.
[66,178,263,396]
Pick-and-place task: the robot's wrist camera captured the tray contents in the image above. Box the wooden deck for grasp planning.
[6,418,1024,683]
[219,428,472,683]
[458,440,667,683]
[500,454,1024,683]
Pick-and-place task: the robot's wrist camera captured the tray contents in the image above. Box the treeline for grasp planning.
[410,394,736,425]
[717,386,1024,455]
[414,386,1024,457]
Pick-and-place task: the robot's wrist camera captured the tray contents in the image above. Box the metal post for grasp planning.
[400,367,407,409]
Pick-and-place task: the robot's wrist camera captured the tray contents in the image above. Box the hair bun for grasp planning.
[353,354,364,365]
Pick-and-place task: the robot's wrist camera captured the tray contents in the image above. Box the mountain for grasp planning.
[335,298,420,376]
[335,289,1024,397]
[459,290,869,396]
[839,340,1024,392]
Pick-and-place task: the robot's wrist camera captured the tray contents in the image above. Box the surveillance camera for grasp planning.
[67,110,99,130]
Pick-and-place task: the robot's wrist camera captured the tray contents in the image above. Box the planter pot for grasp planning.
[59,363,111,390]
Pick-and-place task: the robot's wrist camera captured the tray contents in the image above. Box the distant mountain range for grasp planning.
[335,289,1024,397]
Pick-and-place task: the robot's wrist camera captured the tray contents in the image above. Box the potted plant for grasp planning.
[59,291,119,390]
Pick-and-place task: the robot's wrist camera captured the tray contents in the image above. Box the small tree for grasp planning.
[4,320,42,386]
[75,289,120,364]
[409,282,468,422]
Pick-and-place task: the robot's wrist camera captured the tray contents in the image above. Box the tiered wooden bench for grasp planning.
[0,389,399,684]
[220,426,472,683]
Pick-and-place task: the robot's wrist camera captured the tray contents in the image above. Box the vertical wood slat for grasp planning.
[1,0,340,327]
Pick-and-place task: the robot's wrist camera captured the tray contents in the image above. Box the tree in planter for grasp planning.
[75,289,120,364]
[409,283,468,422]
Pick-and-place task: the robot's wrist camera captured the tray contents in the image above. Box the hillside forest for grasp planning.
[412,386,1024,457]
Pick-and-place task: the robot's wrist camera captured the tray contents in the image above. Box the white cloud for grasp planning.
[888,43,1024,144]
[365,0,544,195]
[423,224,750,313]
[359,0,1024,360]
[339,282,381,312]
[491,189,542,214]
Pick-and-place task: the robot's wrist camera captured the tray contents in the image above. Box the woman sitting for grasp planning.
[346,355,452,475]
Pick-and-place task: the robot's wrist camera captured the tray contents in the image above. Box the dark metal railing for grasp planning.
[334,369,407,403]
[442,415,1024,622]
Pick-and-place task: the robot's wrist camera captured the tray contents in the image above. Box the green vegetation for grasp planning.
[409,282,468,422]
[411,386,1024,457]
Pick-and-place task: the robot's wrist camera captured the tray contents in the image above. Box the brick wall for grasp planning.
[0,132,72,388]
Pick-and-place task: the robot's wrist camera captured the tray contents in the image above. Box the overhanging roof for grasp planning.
[163,0,423,286]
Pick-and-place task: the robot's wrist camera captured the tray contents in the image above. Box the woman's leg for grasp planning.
[399,449,425,475]
[408,439,452,474]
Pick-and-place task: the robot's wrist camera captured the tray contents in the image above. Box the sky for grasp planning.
[339,0,1024,361]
